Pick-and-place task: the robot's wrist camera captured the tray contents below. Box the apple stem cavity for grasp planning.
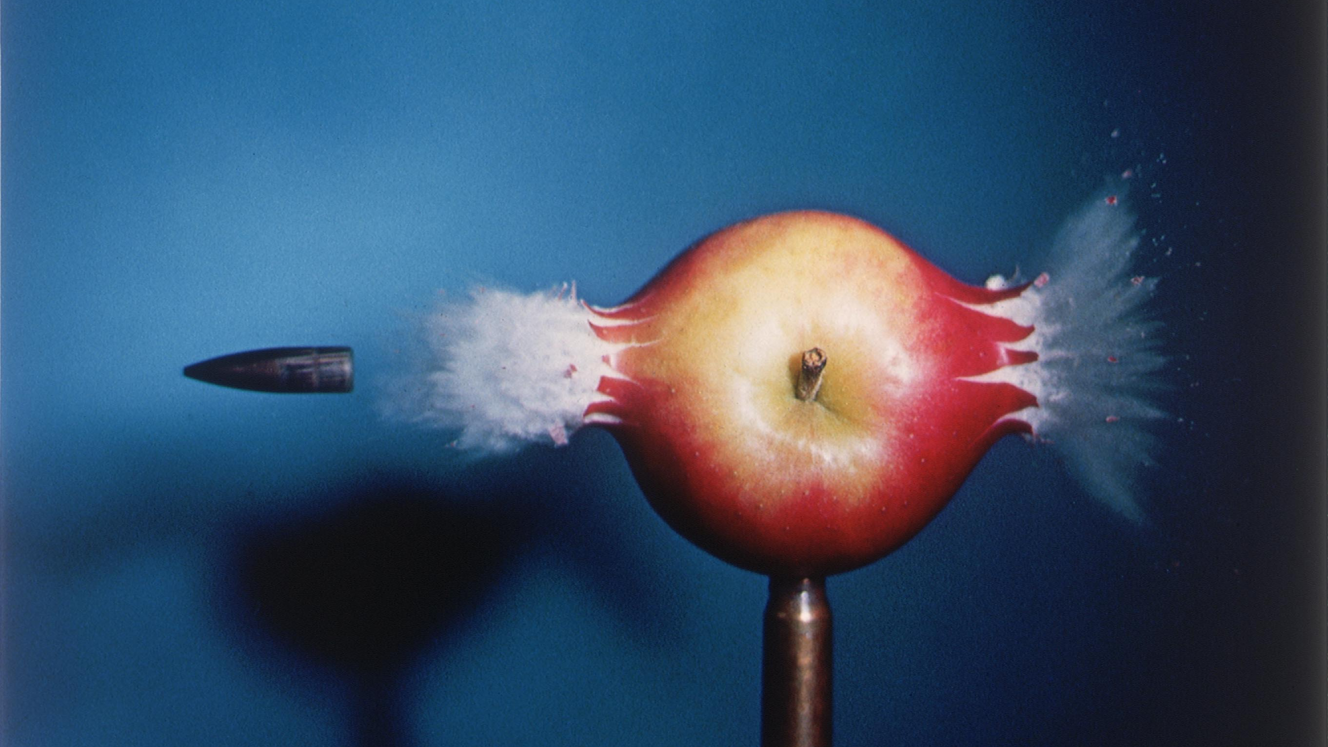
[795,347,827,402]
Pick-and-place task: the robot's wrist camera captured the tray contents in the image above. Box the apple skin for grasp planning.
[585,211,1039,576]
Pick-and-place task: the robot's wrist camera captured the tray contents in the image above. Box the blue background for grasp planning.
[4,1,1323,745]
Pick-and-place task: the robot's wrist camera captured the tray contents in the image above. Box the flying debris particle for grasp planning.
[1105,416,1120,423]
[1130,276,1146,286]
[1110,128,1121,138]
[1105,194,1119,206]
[1033,272,1050,288]
[1107,356,1119,363]
[564,363,579,378]
[549,424,570,446]
[1121,168,1135,179]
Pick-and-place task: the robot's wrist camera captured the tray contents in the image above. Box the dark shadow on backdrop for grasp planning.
[220,476,528,747]
[214,451,691,747]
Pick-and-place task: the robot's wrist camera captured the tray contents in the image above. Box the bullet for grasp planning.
[184,347,353,393]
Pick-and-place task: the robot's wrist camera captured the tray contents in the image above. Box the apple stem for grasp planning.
[796,348,827,402]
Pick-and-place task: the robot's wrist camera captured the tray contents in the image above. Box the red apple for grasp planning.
[581,211,1040,575]
[410,198,1161,576]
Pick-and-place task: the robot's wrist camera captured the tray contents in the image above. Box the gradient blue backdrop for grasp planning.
[4,1,1323,745]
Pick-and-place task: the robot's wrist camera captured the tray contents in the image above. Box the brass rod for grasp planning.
[761,576,832,747]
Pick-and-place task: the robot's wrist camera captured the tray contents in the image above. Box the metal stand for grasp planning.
[761,576,832,747]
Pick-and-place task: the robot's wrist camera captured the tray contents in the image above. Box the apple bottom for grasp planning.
[604,407,1031,577]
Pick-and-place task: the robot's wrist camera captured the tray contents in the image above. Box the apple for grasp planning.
[580,211,1042,576]
[412,198,1160,576]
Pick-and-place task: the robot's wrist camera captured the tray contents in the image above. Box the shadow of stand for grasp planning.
[224,479,527,747]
